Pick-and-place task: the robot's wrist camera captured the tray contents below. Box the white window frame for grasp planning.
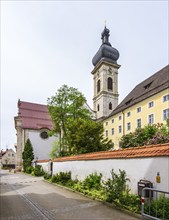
[105,130,108,137]
[148,114,154,124]
[163,94,169,102]
[137,107,141,113]
[111,128,114,135]
[127,112,131,117]
[127,122,131,131]
[163,108,169,121]
[148,101,154,108]
[118,125,122,133]
[137,118,141,128]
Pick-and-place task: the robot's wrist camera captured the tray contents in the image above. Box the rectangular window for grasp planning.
[163,94,169,102]
[112,119,114,123]
[148,114,154,124]
[118,125,122,133]
[148,101,154,108]
[163,108,169,120]
[127,122,131,131]
[137,118,141,128]
[105,121,108,126]
[119,115,122,120]
[112,128,114,135]
[105,130,108,137]
[137,107,141,113]
[127,112,131,117]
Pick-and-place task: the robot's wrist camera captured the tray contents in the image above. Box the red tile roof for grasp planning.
[17,100,53,130]
[53,143,169,162]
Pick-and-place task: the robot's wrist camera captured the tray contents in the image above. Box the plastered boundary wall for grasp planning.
[37,144,169,194]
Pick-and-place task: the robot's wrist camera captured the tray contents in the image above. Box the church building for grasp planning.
[14,100,58,170]
[14,26,169,169]
[91,26,169,149]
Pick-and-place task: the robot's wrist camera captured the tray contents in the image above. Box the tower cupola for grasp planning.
[92,26,120,66]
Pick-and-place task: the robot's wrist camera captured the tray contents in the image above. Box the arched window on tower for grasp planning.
[107,77,113,90]
[97,104,100,111]
[97,80,101,93]
[109,102,112,110]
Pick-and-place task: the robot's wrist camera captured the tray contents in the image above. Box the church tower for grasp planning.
[91,26,121,120]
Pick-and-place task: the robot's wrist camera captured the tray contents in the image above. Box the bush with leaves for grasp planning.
[121,122,169,148]
[103,169,130,203]
[25,166,34,174]
[144,195,169,219]
[51,171,73,186]
[33,165,44,176]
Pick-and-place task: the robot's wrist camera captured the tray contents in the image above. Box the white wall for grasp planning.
[51,157,169,194]
[37,161,49,172]
[28,130,58,160]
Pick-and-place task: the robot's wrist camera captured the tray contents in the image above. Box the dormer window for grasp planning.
[144,82,152,89]
[125,99,132,105]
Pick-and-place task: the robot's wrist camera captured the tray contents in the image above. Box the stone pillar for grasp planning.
[14,116,23,171]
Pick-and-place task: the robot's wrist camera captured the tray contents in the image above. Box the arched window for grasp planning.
[109,102,112,110]
[107,77,113,90]
[97,104,100,111]
[97,80,101,93]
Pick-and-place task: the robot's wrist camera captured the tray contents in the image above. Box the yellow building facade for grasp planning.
[103,67,169,149]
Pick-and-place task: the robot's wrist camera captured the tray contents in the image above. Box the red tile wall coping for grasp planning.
[53,143,169,162]
[37,159,49,163]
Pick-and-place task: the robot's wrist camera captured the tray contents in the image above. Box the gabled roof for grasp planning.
[53,143,169,162]
[16,100,53,130]
[110,64,169,116]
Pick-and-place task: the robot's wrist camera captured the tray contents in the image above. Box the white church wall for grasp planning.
[28,130,58,160]
[51,157,169,194]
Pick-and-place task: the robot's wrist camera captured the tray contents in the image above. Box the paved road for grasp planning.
[0,170,140,220]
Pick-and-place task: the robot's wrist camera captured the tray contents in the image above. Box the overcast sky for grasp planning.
[1,1,168,150]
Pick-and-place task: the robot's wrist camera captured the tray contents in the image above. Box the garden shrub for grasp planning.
[33,165,44,176]
[81,172,102,190]
[144,195,169,219]
[121,122,169,148]
[26,166,34,174]
[51,171,73,186]
[44,172,52,180]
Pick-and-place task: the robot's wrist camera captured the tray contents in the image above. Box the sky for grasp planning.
[1,0,168,150]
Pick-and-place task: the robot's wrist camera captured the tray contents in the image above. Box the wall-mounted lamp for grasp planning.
[156,172,161,183]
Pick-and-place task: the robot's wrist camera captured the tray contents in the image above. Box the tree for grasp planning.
[47,85,92,154]
[22,139,34,172]
[66,118,113,154]
[47,85,113,156]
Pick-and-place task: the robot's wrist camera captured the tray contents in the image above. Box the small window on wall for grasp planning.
[97,80,101,93]
[163,108,169,120]
[127,112,131,117]
[105,130,108,137]
[107,77,113,90]
[148,101,154,108]
[97,104,100,111]
[163,94,169,102]
[40,131,49,139]
[109,102,112,110]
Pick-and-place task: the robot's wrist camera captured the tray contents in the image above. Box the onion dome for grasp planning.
[92,26,119,66]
